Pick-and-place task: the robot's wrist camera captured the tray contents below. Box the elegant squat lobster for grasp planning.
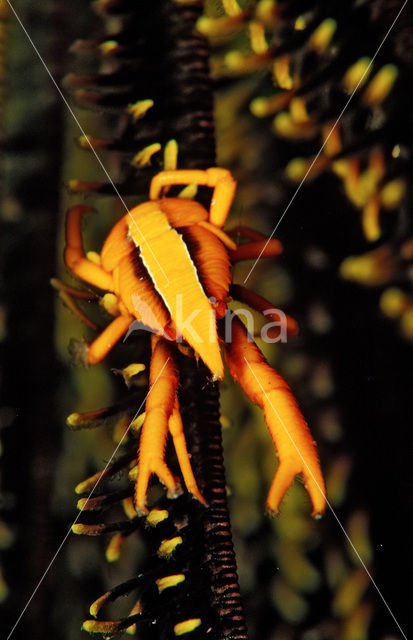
[64,168,326,516]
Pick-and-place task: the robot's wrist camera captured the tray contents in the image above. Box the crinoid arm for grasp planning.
[223,316,326,517]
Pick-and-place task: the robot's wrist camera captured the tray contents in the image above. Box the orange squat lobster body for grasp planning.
[64,168,326,516]
[100,196,230,378]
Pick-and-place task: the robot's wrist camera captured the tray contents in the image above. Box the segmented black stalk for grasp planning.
[179,358,249,639]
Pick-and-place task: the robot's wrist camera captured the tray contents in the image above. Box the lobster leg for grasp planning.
[58,290,99,331]
[223,315,326,516]
[51,277,98,300]
[135,337,180,513]
[150,168,236,228]
[86,314,134,364]
[169,398,206,506]
[64,205,114,291]
[229,237,283,262]
[230,284,299,338]
[52,278,99,330]
[136,336,205,513]
[227,225,273,242]
[227,224,283,262]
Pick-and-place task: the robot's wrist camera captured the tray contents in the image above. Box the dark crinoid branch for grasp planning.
[67,1,248,638]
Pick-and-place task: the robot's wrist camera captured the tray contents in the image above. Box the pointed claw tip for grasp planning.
[189,490,208,507]
[166,482,183,500]
[312,509,325,520]
[134,504,149,517]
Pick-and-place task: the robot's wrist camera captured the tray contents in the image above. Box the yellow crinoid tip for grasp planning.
[100,292,119,316]
[66,412,81,427]
[128,464,138,481]
[146,508,169,527]
[222,0,242,17]
[308,18,337,53]
[132,143,161,168]
[178,184,198,199]
[379,287,406,319]
[347,511,373,565]
[128,99,154,121]
[273,112,314,140]
[115,362,146,386]
[273,56,293,89]
[196,16,239,37]
[363,64,398,106]
[340,248,394,286]
[220,415,231,430]
[249,21,268,55]
[129,412,146,434]
[174,619,202,636]
[86,251,101,265]
[78,134,93,149]
[294,15,306,31]
[78,134,109,149]
[285,157,310,181]
[255,0,278,25]
[122,497,138,520]
[250,96,271,118]
[156,574,185,593]
[157,536,183,557]
[380,178,406,209]
[82,620,120,635]
[71,523,89,535]
[289,97,310,124]
[362,198,381,242]
[224,50,246,72]
[342,57,372,94]
[332,568,370,617]
[105,532,124,563]
[99,40,118,55]
[164,139,179,171]
[89,592,109,617]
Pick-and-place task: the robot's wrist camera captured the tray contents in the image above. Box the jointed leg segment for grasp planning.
[230,284,299,338]
[150,168,237,228]
[135,336,204,513]
[226,224,282,262]
[223,316,326,516]
[65,206,115,291]
[51,278,99,330]
[229,238,282,262]
[168,399,207,506]
[87,314,134,364]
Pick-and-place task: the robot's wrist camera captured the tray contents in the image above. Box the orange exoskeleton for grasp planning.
[63,168,326,517]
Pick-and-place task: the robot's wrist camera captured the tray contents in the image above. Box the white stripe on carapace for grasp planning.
[127,202,224,379]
